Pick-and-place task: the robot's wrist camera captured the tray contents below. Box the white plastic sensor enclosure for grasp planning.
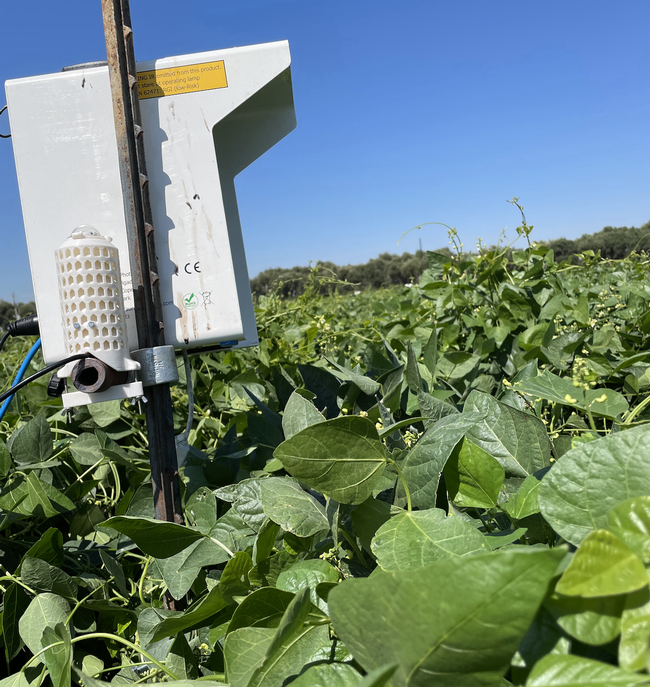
[5,41,296,366]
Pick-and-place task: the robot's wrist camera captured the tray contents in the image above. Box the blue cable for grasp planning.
[0,338,42,422]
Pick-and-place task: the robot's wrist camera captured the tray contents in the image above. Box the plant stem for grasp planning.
[387,457,412,511]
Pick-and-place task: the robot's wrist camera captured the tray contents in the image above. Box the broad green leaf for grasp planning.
[417,389,459,423]
[371,508,490,571]
[485,528,528,550]
[0,474,75,517]
[545,592,625,645]
[98,550,127,597]
[556,530,648,597]
[22,528,64,567]
[326,358,381,396]
[608,496,650,564]
[2,583,30,660]
[225,627,274,687]
[398,412,484,509]
[538,424,650,545]
[465,391,552,478]
[351,497,400,553]
[290,663,362,687]
[41,623,72,687]
[514,370,628,420]
[99,515,205,558]
[526,653,650,686]
[18,593,70,657]
[329,548,564,687]
[166,633,198,680]
[21,557,77,600]
[150,586,228,642]
[87,400,122,427]
[248,588,330,687]
[69,433,104,466]
[215,479,266,532]
[505,474,542,520]
[185,487,217,532]
[282,390,326,439]
[253,518,280,564]
[157,540,212,601]
[220,552,253,603]
[260,477,329,536]
[619,587,650,672]
[274,416,388,505]
[0,674,30,687]
[0,439,12,477]
[7,415,52,465]
[445,438,505,508]
[276,559,339,610]
[227,588,297,636]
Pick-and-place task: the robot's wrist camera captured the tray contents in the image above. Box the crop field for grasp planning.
[2,233,650,686]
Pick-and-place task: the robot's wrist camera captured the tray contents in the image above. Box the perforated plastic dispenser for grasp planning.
[55,225,138,372]
[55,226,142,409]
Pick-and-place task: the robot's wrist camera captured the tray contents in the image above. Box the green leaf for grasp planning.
[538,424,650,545]
[220,552,253,603]
[556,530,648,597]
[224,627,274,687]
[150,586,228,642]
[326,358,381,396]
[227,587,297,636]
[41,623,72,687]
[526,654,650,686]
[2,583,30,661]
[98,550,128,597]
[282,390,327,440]
[18,593,70,657]
[505,474,542,520]
[289,663,362,687]
[351,497,399,553]
[185,486,217,532]
[248,588,330,687]
[0,439,13,477]
[260,477,329,537]
[371,508,490,571]
[215,479,266,532]
[99,515,205,558]
[69,433,104,466]
[329,548,564,687]
[7,415,52,465]
[22,528,64,567]
[465,391,552,478]
[276,559,339,611]
[514,370,629,420]
[274,416,388,505]
[545,592,626,645]
[253,518,280,564]
[166,633,199,680]
[620,588,650,672]
[607,496,650,564]
[87,400,122,427]
[445,438,505,508]
[399,412,484,509]
[21,557,78,600]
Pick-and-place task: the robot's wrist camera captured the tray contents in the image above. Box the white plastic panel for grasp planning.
[5,41,295,364]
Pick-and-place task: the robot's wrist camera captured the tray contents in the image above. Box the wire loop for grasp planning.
[0,105,11,138]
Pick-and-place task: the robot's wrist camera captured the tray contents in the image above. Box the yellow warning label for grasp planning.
[137,60,227,100]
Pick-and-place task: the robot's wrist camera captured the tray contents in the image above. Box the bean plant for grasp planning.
[2,227,650,686]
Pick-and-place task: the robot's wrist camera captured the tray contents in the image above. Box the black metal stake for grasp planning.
[101,0,183,607]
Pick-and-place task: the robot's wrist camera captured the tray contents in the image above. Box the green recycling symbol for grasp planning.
[183,292,199,310]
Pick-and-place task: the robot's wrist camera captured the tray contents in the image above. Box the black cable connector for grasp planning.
[0,314,40,353]
[6,314,39,338]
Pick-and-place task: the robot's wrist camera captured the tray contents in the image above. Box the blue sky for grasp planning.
[1,0,648,302]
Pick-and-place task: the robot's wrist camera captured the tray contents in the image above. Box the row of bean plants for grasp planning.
[2,229,650,686]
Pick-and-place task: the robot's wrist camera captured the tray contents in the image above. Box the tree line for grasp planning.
[251,219,650,297]
[3,220,649,313]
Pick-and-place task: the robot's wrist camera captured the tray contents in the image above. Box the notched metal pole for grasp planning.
[101,0,183,532]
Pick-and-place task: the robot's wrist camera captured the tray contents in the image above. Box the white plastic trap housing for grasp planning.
[5,41,295,370]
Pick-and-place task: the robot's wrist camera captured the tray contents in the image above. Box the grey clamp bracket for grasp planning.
[131,346,179,387]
